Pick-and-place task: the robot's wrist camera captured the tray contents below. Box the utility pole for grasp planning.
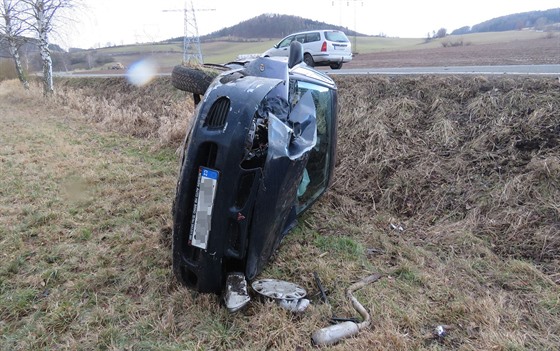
[332,0,363,54]
[163,1,215,65]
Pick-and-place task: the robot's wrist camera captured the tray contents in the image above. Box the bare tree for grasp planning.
[21,0,75,96]
[1,0,29,89]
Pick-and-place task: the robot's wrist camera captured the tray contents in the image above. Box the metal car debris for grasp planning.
[252,278,310,312]
[252,278,307,300]
[223,272,251,313]
[311,273,384,346]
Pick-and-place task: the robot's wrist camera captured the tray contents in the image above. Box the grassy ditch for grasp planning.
[332,75,560,270]
[51,76,195,146]
[1,75,559,350]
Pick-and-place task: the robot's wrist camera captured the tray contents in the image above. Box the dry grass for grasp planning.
[1,75,559,350]
[50,77,195,148]
[332,75,560,267]
[0,58,18,81]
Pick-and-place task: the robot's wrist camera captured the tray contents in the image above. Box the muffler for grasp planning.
[311,273,383,346]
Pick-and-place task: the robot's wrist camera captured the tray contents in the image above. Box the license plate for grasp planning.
[189,167,219,249]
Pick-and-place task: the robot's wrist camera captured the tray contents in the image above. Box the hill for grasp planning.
[0,35,68,74]
[165,14,365,42]
[0,35,64,58]
[2,10,559,76]
[452,8,560,34]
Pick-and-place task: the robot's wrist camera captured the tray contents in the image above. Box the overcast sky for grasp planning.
[61,0,559,49]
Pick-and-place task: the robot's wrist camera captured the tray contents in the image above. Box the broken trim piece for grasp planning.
[223,272,251,313]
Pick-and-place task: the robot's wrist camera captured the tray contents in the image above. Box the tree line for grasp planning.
[200,14,363,41]
[1,0,76,96]
[452,8,560,35]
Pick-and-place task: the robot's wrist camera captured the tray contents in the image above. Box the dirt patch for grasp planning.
[348,37,560,68]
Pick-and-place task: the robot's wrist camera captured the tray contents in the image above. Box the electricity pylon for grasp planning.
[163,1,215,65]
[332,0,363,54]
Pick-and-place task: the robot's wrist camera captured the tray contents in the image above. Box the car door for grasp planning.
[268,35,294,57]
[303,32,322,56]
[245,74,338,280]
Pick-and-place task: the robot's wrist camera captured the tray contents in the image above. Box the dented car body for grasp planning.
[172,47,337,294]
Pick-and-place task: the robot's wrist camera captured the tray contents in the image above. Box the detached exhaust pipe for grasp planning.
[311,273,383,346]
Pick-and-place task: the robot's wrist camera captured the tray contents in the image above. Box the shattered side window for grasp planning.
[294,81,333,213]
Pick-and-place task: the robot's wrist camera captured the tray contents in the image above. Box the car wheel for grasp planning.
[303,53,315,67]
[330,62,343,70]
[171,65,220,95]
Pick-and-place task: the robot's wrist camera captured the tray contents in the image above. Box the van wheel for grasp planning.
[303,54,315,67]
[330,62,343,70]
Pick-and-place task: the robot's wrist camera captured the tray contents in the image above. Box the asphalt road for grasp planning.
[54,64,560,79]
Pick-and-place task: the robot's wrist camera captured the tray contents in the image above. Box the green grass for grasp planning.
[96,42,183,54]
[314,235,364,260]
[352,36,428,52]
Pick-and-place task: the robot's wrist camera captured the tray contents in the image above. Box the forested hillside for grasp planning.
[166,14,363,42]
[0,35,64,58]
[452,8,560,34]
[204,14,366,39]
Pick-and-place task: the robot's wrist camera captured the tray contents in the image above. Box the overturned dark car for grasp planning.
[171,43,338,306]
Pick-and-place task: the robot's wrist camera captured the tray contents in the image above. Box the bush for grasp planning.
[68,52,114,69]
[441,38,471,47]
[94,54,115,65]
[436,27,447,38]
[69,54,87,65]
[0,59,17,81]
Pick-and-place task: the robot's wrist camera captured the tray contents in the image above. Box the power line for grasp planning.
[332,0,364,53]
[163,1,215,64]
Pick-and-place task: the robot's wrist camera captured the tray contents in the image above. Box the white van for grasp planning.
[263,30,352,69]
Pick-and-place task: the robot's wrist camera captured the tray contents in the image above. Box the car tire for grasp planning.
[303,53,315,67]
[171,65,219,95]
[330,62,343,70]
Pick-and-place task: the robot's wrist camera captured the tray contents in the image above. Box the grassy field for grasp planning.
[81,29,555,69]
[1,74,559,350]
[2,30,556,79]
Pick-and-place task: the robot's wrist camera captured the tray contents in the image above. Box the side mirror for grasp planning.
[288,41,303,68]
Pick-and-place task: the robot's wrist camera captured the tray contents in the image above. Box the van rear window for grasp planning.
[324,31,349,43]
